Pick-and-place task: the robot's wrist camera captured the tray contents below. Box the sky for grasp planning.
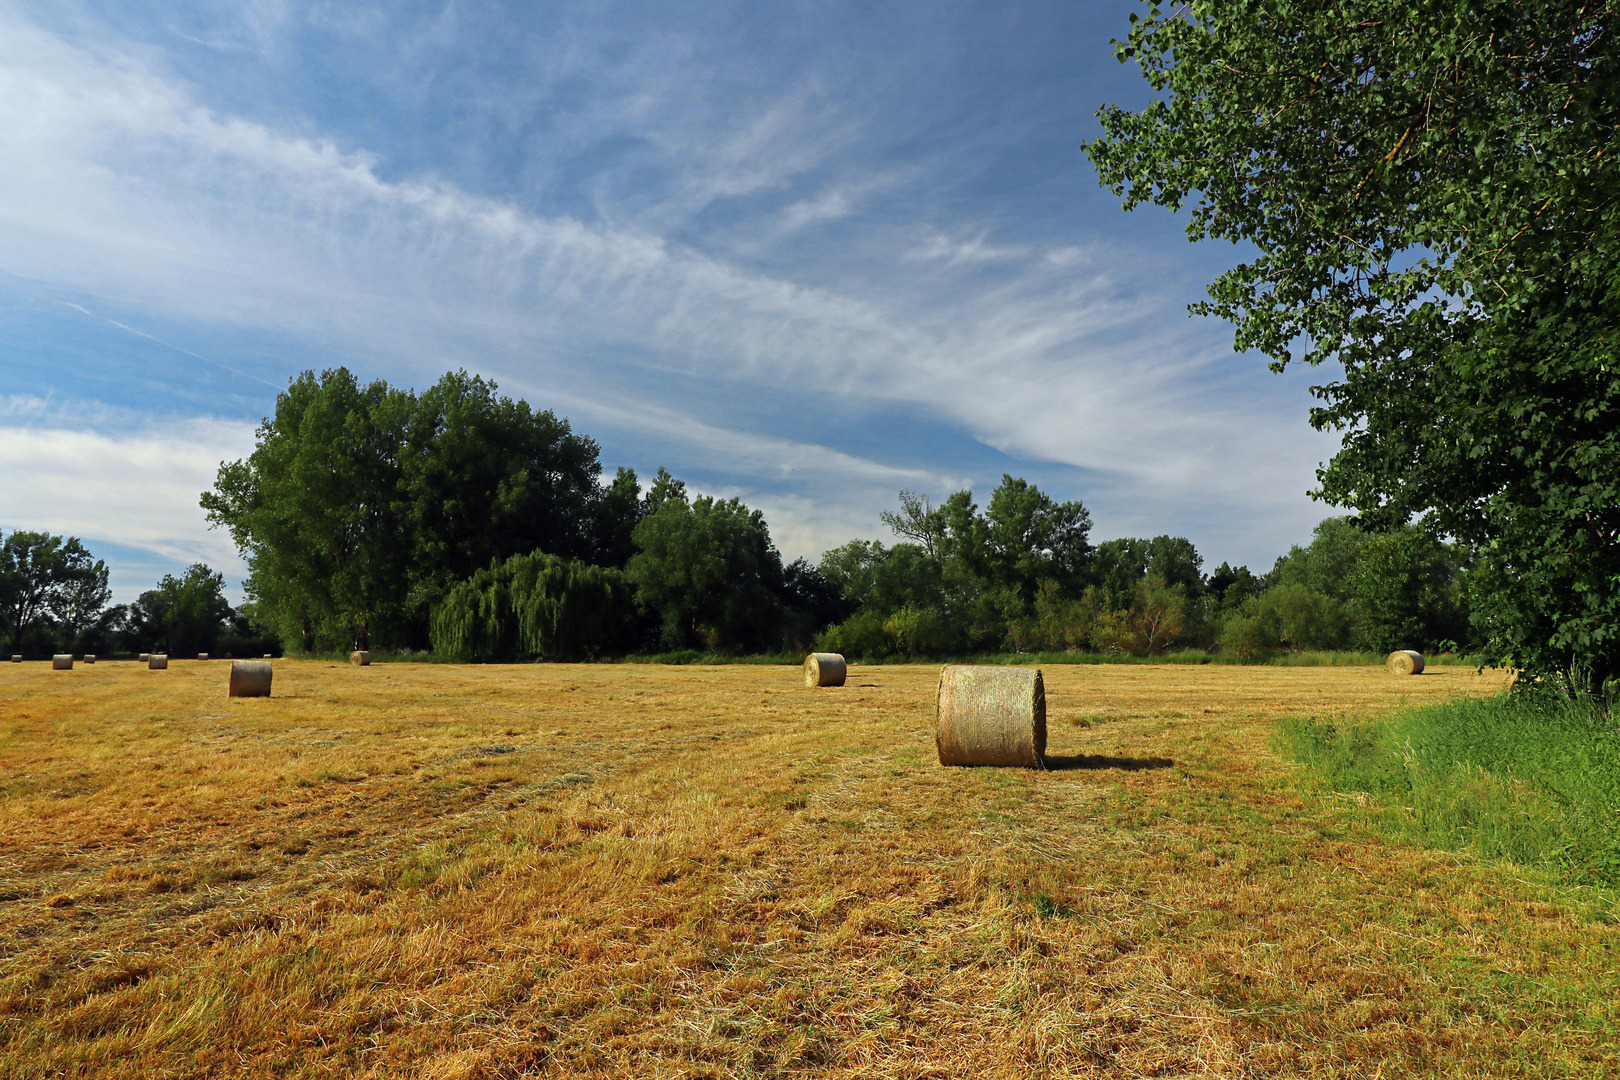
[0,0,1343,605]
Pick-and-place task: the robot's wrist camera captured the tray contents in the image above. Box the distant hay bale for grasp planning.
[229,660,272,698]
[148,654,168,670]
[52,654,72,670]
[197,652,209,661]
[139,653,150,662]
[84,655,95,664]
[350,650,371,666]
[1386,650,1425,676]
[803,652,847,687]
[263,654,273,659]
[9,655,19,663]
[935,665,1046,768]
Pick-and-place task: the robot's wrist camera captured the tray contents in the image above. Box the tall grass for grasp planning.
[1280,691,1620,888]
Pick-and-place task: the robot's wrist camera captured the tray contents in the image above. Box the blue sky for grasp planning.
[0,0,1340,604]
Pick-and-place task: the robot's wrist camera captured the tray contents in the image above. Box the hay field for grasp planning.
[1,659,1613,1078]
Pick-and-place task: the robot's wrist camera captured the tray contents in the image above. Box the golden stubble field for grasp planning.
[0,658,1614,1079]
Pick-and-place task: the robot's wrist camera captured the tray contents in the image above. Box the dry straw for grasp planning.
[1386,650,1425,676]
[802,652,847,687]
[935,665,1046,768]
[51,655,72,670]
[228,660,273,698]
[350,650,372,666]
[148,654,168,670]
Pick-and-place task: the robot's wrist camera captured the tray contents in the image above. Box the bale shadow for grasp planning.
[1042,754,1175,772]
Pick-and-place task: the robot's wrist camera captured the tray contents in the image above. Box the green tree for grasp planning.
[983,475,1094,604]
[1093,534,1201,609]
[128,564,235,657]
[430,551,634,661]
[1092,538,1149,610]
[592,467,646,568]
[203,368,413,652]
[1268,519,1366,602]
[1271,518,1467,651]
[400,371,605,617]
[1347,529,1468,653]
[1129,573,1191,655]
[204,368,610,652]
[0,531,110,654]
[625,490,786,651]
[1088,1,1620,692]
[1206,561,1261,614]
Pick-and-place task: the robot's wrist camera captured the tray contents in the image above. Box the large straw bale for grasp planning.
[935,665,1046,768]
[198,652,209,661]
[350,650,371,666]
[84,655,95,664]
[229,660,272,698]
[9,655,19,663]
[803,652,847,687]
[138,653,150,662]
[52,655,72,670]
[1386,650,1425,676]
[149,654,168,670]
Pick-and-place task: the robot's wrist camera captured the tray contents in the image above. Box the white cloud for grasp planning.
[0,10,1339,570]
[0,413,253,579]
[908,229,1031,265]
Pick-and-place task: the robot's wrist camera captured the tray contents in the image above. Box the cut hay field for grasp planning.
[1,660,1614,1078]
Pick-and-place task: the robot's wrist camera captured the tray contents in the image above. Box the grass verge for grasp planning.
[1279,690,1620,892]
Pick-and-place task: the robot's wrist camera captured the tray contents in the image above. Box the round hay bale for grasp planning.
[9,655,19,663]
[1386,650,1425,676]
[803,652,847,687]
[935,665,1046,768]
[84,655,95,664]
[350,650,371,666]
[197,652,209,661]
[138,653,150,662]
[228,660,272,698]
[263,654,273,659]
[148,654,168,670]
[52,654,73,670]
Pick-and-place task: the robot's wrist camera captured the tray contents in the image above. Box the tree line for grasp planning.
[0,359,1580,684]
[145,365,1476,664]
[0,537,274,659]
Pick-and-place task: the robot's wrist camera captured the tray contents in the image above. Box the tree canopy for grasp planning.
[203,368,614,651]
[128,564,237,657]
[1087,0,1620,691]
[0,530,110,654]
[624,488,788,652]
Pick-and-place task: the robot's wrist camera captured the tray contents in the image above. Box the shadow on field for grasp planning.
[1043,754,1175,772]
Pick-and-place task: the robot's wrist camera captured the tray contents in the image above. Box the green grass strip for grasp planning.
[1279,692,1620,890]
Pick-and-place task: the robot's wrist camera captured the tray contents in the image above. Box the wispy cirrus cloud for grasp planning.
[0,2,1339,575]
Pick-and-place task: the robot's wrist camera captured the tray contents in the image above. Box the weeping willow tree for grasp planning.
[430,551,634,661]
